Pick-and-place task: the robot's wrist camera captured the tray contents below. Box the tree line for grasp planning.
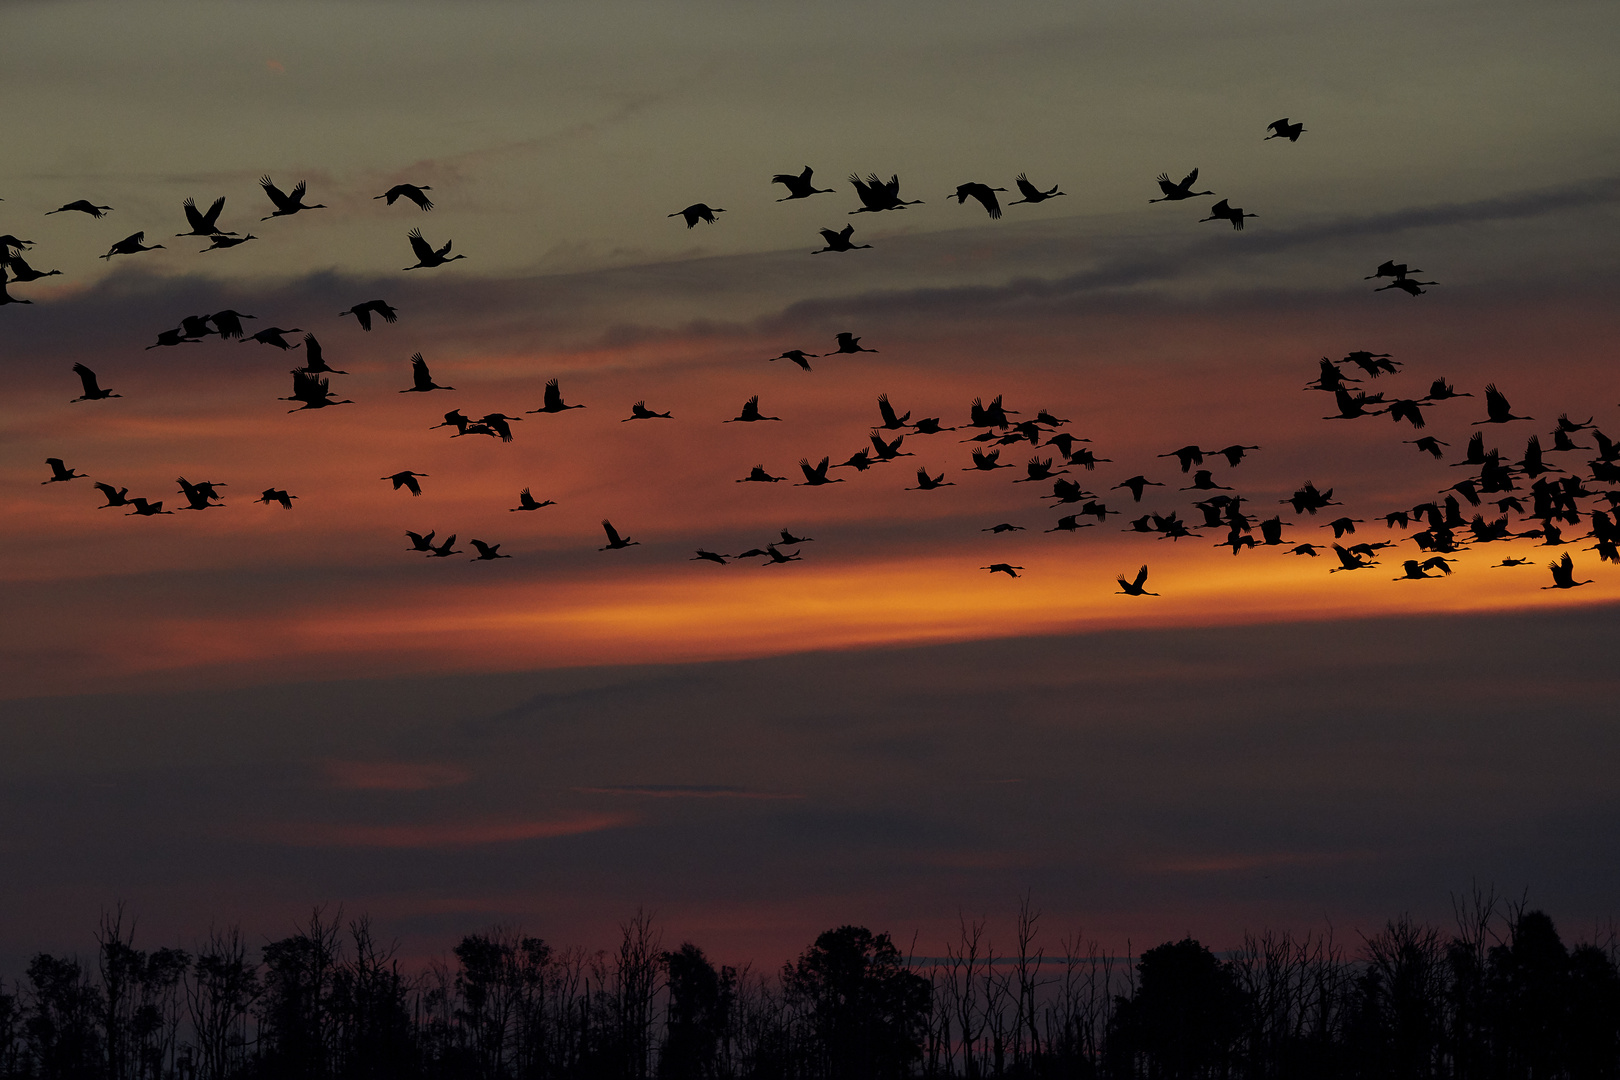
[2,890,1617,1079]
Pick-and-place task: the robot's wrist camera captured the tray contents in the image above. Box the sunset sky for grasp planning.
[3,0,1618,971]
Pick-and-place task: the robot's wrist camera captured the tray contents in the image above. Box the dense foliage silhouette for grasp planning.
[1,896,1617,1079]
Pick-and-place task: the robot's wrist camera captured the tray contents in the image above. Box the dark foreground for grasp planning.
[3,892,1618,1079]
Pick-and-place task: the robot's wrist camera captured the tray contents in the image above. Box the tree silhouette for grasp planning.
[1567,941,1620,1080]
[1110,938,1244,1079]
[1349,918,1448,1080]
[783,926,930,1080]
[3,899,1620,1078]
[257,909,344,1079]
[23,952,103,1080]
[659,944,735,1080]
[184,928,258,1080]
[0,984,24,1077]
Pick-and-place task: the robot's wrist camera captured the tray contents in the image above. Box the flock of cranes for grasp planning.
[8,115,1614,598]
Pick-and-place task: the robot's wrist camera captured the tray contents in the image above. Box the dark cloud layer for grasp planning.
[3,604,1616,971]
[8,174,1618,368]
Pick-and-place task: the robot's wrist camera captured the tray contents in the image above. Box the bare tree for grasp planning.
[183,926,258,1080]
[942,916,986,1078]
[1010,896,1045,1071]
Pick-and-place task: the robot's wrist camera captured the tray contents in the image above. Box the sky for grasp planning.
[2,0,1619,971]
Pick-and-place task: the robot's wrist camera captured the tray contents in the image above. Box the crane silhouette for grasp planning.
[126,499,173,516]
[1264,118,1306,141]
[340,300,398,330]
[469,540,511,561]
[282,369,352,411]
[623,401,673,421]
[528,378,585,413]
[1325,389,1385,420]
[476,413,521,442]
[906,468,954,490]
[70,363,119,401]
[725,396,779,422]
[176,196,232,236]
[405,530,437,552]
[1328,544,1375,572]
[1258,516,1291,545]
[867,431,912,460]
[382,471,428,496]
[1182,470,1232,491]
[1158,446,1205,472]
[259,176,326,219]
[669,204,725,228]
[1345,351,1399,377]
[425,534,460,558]
[849,174,922,213]
[1117,566,1158,595]
[176,477,224,511]
[401,353,453,392]
[1422,377,1470,401]
[768,349,817,371]
[737,465,786,483]
[298,334,347,374]
[1113,475,1164,501]
[1474,384,1532,424]
[42,458,87,484]
[1406,436,1449,459]
[211,310,256,339]
[600,520,639,550]
[1555,412,1595,433]
[92,483,131,508]
[48,200,112,217]
[813,225,871,252]
[376,184,434,210]
[1375,277,1436,296]
[404,228,465,269]
[1365,260,1421,281]
[258,488,297,509]
[1149,169,1212,202]
[4,254,61,282]
[1044,479,1092,505]
[832,332,877,354]
[1008,173,1064,204]
[146,328,199,350]
[100,232,164,259]
[773,166,836,200]
[1014,456,1068,482]
[511,488,556,511]
[795,457,845,486]
[968,395,1016,428]
[1387,399,1430,428]
[950,183,1007,219]
[876,394,910,429]
[691,549,730,564]
[1211,444,1260,467]
[981,563,1023,578]
[1199,199,1257,230]
[246,327,303,349]
[1543,552,1591,589]
[200,234,256,251]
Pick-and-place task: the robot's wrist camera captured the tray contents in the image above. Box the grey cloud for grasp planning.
[5,605,1616,970]
[9,174,1617,368]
